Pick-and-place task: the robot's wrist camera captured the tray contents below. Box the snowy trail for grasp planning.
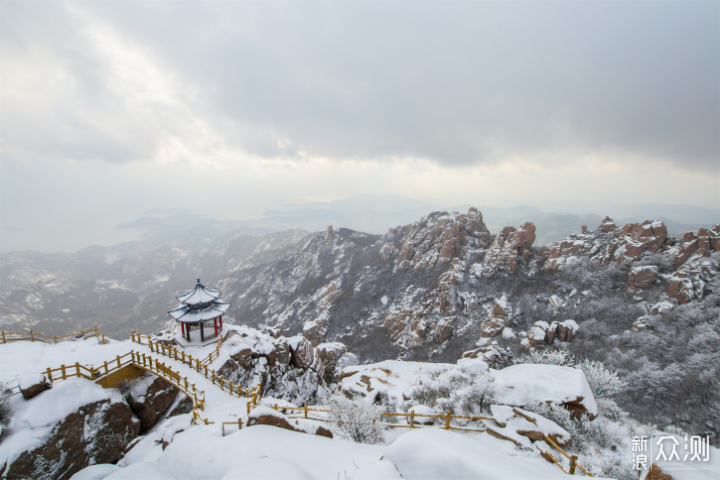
[129,341,252,425]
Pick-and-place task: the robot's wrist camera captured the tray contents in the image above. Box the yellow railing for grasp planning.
[131,331,225,367]
[251,403,592,476]
[250,403,491,433]
[41,350,209,424]
[543,435,594,477]
[1,327,106,345]
[131,332,262,402]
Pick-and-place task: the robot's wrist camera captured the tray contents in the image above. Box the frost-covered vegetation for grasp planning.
[503,258,720,446]
[327,394,384,444]
[0,381,13,441]
[405,366,495,416]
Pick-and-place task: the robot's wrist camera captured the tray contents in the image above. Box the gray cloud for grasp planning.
[1,1,718,171]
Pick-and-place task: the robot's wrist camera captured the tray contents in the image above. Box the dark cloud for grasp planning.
[2,1,718,171]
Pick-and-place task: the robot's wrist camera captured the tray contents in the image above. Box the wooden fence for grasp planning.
[41,350,210,425]
[130,332,262,402]
[252,403,593,476]
[1,327,106,345]
[131,331,225,366]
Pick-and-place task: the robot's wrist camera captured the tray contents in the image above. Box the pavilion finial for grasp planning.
[197,278,200,284]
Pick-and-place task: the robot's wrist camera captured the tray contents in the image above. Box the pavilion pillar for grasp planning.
[187,324,191,342]
[214,318,218,336]
[200,322,204,342]
[220,316,223,329]
[181,323,185,337]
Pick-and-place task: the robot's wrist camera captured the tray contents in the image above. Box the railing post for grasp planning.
[247,402,251,415]
[569,455,578,475]
[238,418,242,430]
[104,360,108,374]
[46,367,53,383]
[410,410,415,429]
[273,403,278,411]
[54,336,57,344]
[445,410,451,430]
[304,405,308,419]
[30,329,34,342]
[61,364,66,380]
[116,355,121,369]
[1,331,5,343]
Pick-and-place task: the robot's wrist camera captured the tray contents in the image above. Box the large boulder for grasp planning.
[126,373,180,431]
[627,265,658,292]
[217,327,327,406]
[493,364,597,419]
[19,373,51,400]
[2,379,140,480]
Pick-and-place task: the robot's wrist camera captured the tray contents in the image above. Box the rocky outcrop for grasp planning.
[126,373,180,431]
[482,222,536,276]
[544,218,669,271]
[316,342,347,383]
[384,208,491,272]
[627,265,658,292]
[521,320,578,348]
[217,327,328,406]
[4,395,140,480]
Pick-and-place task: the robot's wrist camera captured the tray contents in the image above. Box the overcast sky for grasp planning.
[1,0,718,252]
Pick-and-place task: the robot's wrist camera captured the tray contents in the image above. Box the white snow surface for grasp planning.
[340,360,454,404]
[493,364,598,416]
[352,460,403,480]
[104,462,176,480]
[220,458,310,480]
[113,423,578,480]
[69,464,122,480]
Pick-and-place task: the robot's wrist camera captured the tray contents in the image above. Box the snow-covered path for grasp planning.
[129,340,252,425]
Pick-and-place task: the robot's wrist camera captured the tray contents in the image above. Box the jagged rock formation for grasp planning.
[217,326,330,405]
[543,218,720,304]
[482,222,536,276]
[226,209,538,360]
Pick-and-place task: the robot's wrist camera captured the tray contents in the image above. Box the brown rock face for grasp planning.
[167,393,193,418]
[127,374,180,431]
[231,347,254,370]
[317,342,347,382]
[627,266,658,292]
[290,338,318,370]
[247,412,334,439]
[598,216,616,233]
[482,222,536,275]
[4,399,140,480]
[481,317,508,338]
[20,378,51,400]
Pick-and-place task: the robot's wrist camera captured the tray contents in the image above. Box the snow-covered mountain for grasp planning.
[2,208,719,451]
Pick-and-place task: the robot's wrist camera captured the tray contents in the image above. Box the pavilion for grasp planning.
[169,279,230,344]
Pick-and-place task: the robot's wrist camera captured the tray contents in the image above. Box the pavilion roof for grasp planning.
[177,280,221,305]
[168,301,230,323]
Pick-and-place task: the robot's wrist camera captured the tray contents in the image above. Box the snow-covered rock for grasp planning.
[0,378,140,480]
[493,364,598,419]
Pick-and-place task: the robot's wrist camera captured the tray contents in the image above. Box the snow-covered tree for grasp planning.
[519,349,574,367]
[577,359,625,399]
[327,394,383,444]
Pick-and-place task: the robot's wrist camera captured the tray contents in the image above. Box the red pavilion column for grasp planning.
[214,318,218,336]
[181,323,185,337]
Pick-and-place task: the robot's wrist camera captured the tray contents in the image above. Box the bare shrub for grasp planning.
[327,394,383,444]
